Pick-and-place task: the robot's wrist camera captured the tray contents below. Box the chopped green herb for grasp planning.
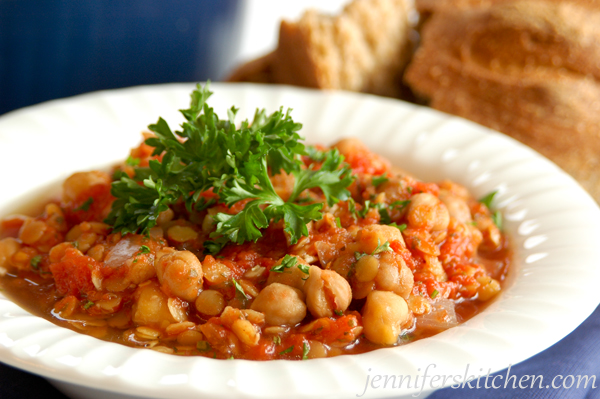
[72,241,79,249]
[279,345,294,355]
[302,342,310,360]
[390,200,410,211]
[270,254,298,273]
[390,222,407,232]
[347,198,358,221]
[372,175,389,187]
[334,310,343,316]
[411,237,421,249]
[407,186,413,194]
[297,263,310,275]
[105,83,354,249]
[492,210,503,230]
[378,207,391,224]
[75,197,94,212]
[196,341,212,352]
[479,190,498,209]
[125,156,141,167]
[228,356,235,360]
[372,240,391,255]
[431,289,439,299]
[373,200,409,225]
[306,145,327,162]
[335,217,342,228]
[273,336,282,345]
[232,278,250,300]
[139,245,151,254]
[355,239,391,261]
[30,255,42,270]
[399,332,415,343]
[358,200,375,219]
[83,300,95,309]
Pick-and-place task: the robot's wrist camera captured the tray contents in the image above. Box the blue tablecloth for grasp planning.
[2,304,599,398]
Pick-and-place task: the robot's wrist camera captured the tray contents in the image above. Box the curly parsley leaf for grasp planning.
[106,82,354,248]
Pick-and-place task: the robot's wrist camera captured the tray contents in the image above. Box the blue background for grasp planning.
[0,0,241,115]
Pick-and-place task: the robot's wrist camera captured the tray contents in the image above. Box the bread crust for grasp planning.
[416,0,600,13]
[227,52,275,84]
[228,0,414,98]
[405,1,600,199]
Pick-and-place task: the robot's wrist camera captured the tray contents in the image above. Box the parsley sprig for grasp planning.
[105,83,354,250]
[479,190,502,229]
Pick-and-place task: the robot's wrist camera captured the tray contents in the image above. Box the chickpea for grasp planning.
[62,171,111,203]
[167,298,189,322]
[231,319,260,346]
[154,250,203,302]
[202,255,232,285]
[0,238,21,269]
[352,280,376,300]
[167,225,198,243]
[87,244,105,261]
[407,193,450,232]
[195,290,226,316]
[439,190,472,224]
[362,290,411,345]
[44,203,67,232]
[303,266,352,318]
[132,282,176,329]
[156,208,174,226]
[306,340,328,359]
[354,255,379,282]
[177,329,204,346]
[219,306,264,347]
[357,224,405,255]
[250,283,306,326]
[19,219,47,245]
[476,276,501,301]
[475,214,502,249]
[374,252,414,299]
[329,244,360,279]
[266,255,310,290]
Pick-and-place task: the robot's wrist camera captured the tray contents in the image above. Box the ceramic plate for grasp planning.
[1,83,599,399]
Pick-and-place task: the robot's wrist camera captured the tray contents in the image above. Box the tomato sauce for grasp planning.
[0,138,510,360]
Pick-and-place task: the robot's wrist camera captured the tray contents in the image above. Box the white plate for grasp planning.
[1,83,599,399]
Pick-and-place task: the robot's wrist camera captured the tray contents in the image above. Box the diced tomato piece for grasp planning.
[49,248,97,296]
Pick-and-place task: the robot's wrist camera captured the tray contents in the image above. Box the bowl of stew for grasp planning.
[0,83,599,399]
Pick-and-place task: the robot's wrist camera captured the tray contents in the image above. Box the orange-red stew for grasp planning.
[0,137,509,360]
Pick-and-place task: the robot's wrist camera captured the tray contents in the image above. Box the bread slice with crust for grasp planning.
[405,1,600,200]
[229,0,414,98]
